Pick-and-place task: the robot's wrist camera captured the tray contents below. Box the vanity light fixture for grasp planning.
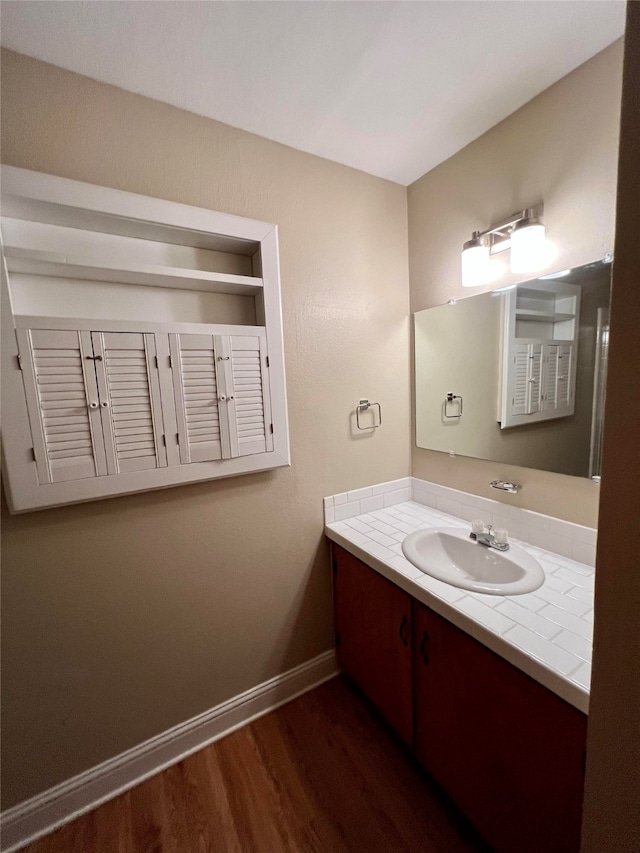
[461,204,548,287]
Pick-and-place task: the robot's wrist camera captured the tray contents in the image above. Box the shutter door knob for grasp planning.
[101,401,109,408]
[89,402,99,409]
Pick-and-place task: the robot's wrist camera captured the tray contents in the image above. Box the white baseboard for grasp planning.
[1,650,339,853]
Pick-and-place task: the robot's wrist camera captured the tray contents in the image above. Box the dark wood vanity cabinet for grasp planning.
[332,545,413,744]
[413,602,587,853]
[332,544,588,853]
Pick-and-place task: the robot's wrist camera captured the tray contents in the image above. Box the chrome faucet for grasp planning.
[470,524,510,552]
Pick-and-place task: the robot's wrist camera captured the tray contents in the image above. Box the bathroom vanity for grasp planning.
[325,479,594,853]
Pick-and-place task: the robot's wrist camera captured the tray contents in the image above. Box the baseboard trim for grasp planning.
[1,650,338,853]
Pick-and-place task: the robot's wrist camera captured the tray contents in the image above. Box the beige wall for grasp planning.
[582,5,640,850]
[0,49,411,807]
[408,41,623,527]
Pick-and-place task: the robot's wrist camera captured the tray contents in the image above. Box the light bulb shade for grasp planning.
[461,238,490,287]
[510,218,547,274]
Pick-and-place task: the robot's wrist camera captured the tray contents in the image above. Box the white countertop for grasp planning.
[326,499,593,713]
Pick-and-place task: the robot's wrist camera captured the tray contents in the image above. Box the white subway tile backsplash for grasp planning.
[360,495,384,514]
[459,503,493,525]
[383,488,410,507]
[347,486,372,503]
[413,489,437,509]
[528,528,574,560]
[334,492,348,506]
[334,501,360,521]
[436,496,463,517]
[571,540,596,567]
[323,496,333,510]
[324,507,335,524]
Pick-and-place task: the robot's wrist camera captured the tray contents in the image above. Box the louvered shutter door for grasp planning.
[526,344,543,414]
[169,333,224,463]
[544,345,560,411]
[16,329,107,483]
[92,332,167,474]
[557,345,573,408]
[218,334,273,458]
[511,345,530,416]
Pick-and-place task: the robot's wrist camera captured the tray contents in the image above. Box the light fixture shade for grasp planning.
[510,218,547,274]
[461,235,490,287]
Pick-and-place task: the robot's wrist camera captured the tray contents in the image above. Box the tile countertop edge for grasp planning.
[325,525,590,715]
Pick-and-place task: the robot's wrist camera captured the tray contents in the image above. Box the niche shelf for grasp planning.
[3,247,264,295]
[1,167,290,512]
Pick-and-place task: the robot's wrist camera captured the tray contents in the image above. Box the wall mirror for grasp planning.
[414,258,612,479]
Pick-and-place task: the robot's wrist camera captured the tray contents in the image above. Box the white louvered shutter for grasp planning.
[526,344,543,414]
[556,345,573,408]
[16,328,107,483]
[92,332,167,473]
[169,333,224,463]
[511,345,530,416]
[544,345,560,411]
[217,334,273,458]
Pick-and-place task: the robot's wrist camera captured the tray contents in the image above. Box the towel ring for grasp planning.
[356,399,382,430]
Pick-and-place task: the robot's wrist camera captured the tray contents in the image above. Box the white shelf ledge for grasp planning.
[4,247,263,296]
[515,309,575,322]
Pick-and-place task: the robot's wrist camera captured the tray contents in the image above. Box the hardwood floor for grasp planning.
[23,676,490,853]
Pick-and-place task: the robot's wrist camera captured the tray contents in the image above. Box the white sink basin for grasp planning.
[402,527,544,596]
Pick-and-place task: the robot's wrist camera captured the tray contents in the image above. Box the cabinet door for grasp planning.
[414,603,586,853]
[332,545,413,745]
[169,333,224,463]
[91,332,167,474]
[16,328,107,483]
[543,344,574,415]
[216,333,273,458]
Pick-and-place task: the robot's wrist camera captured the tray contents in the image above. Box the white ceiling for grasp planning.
[0,1,626,185]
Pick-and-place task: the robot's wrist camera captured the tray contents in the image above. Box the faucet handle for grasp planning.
[494,528,509,545]
[471,519,486,535]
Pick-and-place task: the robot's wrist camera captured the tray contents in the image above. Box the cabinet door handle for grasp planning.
[399,615,409,648]
[420,630,430,664]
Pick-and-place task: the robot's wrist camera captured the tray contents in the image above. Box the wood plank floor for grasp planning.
[23,676,491,853]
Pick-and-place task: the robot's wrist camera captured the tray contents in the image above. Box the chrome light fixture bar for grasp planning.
[461,204,546,287]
